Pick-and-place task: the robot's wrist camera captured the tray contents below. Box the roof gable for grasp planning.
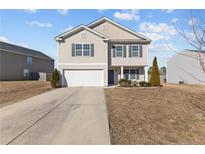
[55,25,109,41]
[88,17,151,41]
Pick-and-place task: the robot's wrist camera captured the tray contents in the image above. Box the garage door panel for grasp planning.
[64,70,104,86]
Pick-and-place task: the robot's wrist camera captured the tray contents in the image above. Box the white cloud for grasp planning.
[161,9,175,13]
[139,22,176,34]
[188,17,197,26]
[0,36,10,43]
[97,9,108,13]
[139,21,177,41]
[171,18,179,23]
[150,43,177,52]
[65,26,74,31]
[18,42,29,48]
[25,21,52,28]
[24,9,38,14]
[147,14,152,18]
[113,9,140,21]
[142,32,170,41]
[57,9,69,16]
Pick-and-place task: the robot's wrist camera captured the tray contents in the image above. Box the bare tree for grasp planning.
[173,12,205,72]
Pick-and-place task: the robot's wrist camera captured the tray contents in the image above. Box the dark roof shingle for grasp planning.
[0,41,54,61]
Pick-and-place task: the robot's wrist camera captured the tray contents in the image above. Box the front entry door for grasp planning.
[108,70,114,85]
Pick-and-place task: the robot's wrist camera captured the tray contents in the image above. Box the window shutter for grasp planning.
[139,45,143,57]
[91,44,94,57]
[123,45,126,58]
[113,47,115,57]
[72,44,75,56]
[129,45,132,57]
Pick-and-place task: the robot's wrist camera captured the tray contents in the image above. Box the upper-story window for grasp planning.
[130,45,143,58]
[75,44,83,56]
[27,56,32,65]
[115,45,123,57]
[83,44,90,56]
[75,44,91,56]
[131,45,139,57]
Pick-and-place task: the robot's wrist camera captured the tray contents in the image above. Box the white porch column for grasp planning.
[120,66,124,79]
[144,66,148,82]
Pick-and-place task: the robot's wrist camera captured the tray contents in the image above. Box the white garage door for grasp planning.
[64,69,104,86]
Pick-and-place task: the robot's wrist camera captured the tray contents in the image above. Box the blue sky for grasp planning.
[0,9,205,67]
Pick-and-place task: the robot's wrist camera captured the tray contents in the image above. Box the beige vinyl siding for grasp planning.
[91,21,142,39]
[58,29,107,64]
[108,43,148,66]
[58,28,108,86]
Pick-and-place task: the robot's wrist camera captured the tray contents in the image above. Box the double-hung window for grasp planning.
[130,69,136,79]
[123,69,139,80]
[75,44,91,56]
[115,45,123,57]
[75,44,82,56]
[83,44,90,56]
[23,69,29,77]
[27,56,32,65]
[131,45,140,57]
[123,70,129,80]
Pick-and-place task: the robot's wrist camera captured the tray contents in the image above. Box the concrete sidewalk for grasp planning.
[0,87,110,145]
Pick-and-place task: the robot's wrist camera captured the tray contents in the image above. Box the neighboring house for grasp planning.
[160,70,166,83]
[55,17,151,87]
[0,41,54,81]
[167,50,205,84]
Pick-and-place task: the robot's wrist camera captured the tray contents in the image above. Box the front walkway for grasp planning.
[0,87,110,145]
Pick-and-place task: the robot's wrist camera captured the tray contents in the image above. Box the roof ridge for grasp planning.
[55,24,109,41]
[0,41,54,61]
[87,16,151,41]
[0,41,43,54]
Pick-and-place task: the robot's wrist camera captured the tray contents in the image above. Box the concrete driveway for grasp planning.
[0,87,110,145]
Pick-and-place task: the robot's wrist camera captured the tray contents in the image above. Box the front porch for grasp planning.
[108,66,148,85]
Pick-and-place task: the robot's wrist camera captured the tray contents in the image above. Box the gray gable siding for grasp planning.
[0,50,54,81]
[167,51,205,84]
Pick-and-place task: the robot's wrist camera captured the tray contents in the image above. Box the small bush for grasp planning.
[139,81,151,87]
[119,79,131,87]
[131,80,139,87]
[50,69,60,88]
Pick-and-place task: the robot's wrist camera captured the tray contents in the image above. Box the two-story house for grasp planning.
[0,41,54,81]
[55,17,151,86]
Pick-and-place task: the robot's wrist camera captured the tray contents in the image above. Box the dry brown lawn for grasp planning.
[0,81,53,108]
[104,84,205,144]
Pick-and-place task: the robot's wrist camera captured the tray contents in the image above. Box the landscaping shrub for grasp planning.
[139,81,151,87]
[150,56,160,86]
[50,69,60,88]
[119,79,131,87]
[131,80,139,87]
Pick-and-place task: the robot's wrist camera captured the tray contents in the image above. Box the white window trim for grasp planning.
[131,44,140,57]
[114,44,124,57]
[75,43,91,56]
[27,56,32,65]
[23,69,29,77]
[123,68,140,80]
